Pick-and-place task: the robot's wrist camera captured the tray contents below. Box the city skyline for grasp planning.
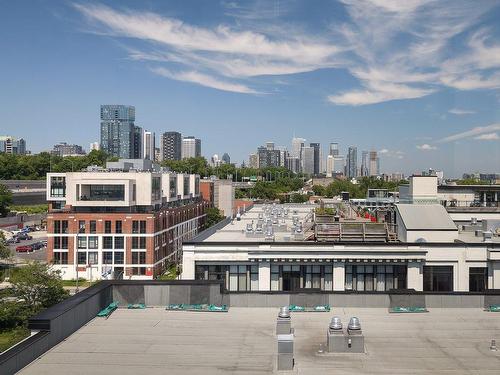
[1,1,499,177]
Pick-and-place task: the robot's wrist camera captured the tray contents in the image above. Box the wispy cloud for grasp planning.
[150,67,261,94]
[327,0,499,105]
[474,132,499,141]
[448,108,476,115]
[74,2,340,94]
[73,1,500,102]
[438,123,500,143]
[416,144,437,150]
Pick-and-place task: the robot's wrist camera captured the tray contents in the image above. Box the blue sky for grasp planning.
[0,0,499,177]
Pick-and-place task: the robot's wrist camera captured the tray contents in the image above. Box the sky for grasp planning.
[0,0,499,177]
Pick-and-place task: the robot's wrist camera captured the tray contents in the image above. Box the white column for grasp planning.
[258,261,270,291]
[181,249,195,279]
[407,262,423,291]
[492,262,500,289]
[333,262,345,291]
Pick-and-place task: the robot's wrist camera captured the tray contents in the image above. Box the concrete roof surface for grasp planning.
[396,204,458,230]
[19,307,500,374]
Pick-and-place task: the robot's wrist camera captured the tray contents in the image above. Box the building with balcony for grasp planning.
[46,160,207,280]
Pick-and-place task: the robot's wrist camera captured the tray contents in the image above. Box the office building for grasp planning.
[221,153,231,164]
[265,142,275,151]
[301,146,315,175]
[52,142,85,157]
[89,142,100,151]
[326,155,334,177]
[333,155,345,175]
[291,137,305,158]
[329,143,339,156]
[310,142,320,175]
[0,135,26,154]
[132,126,143,159]
[100,105,138,159]
[346,146,358,178]
[257,146,280,169]
[46,160,206,280]
[213,179,235,217]
[286,156,301,174]
[161,131,182,161]
[277,147,288,168]
[361,151,369,177]
[182,136,201,159]
[369,151,380,176]
[142,130,155,161]
[248,153,258,169]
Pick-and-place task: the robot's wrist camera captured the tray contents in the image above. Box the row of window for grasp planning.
[193,264,489,292]
[53,219,146,234]
[52,250,146,265]
[53,235,148,250]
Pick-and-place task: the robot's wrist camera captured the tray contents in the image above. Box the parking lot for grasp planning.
[6,230,48,263]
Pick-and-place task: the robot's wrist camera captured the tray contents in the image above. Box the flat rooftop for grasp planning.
[20,307,500,374]
[203,204,316,242]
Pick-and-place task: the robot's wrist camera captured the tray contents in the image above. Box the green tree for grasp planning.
[290,193,309,203]
[0,184,12,217]
[0,232,11,262]
[205,207,224,229]
[10,263,69,310]
[312,185,326,196]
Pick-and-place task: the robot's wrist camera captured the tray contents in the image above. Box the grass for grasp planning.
[61,279,95,287]
[0,327,30,352]
[9,204,48,215]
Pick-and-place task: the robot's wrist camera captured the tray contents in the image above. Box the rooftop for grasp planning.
[19,307,500,375]
[396,204,458,231]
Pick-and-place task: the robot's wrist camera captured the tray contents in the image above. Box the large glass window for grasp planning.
[53,236,68,250]
[54,220,61,233]
[50,176,66,197]
[132,237,146,249]
[469,267,487,292]
[77,236,87,249]
[183,176,190,196]
[88,252,98,265]
[114,236,124,249]
[80,184,125,201]
[304,265,321,289]
[423,266,453,292]
[103,236,113,249]
[61,220,68,234]
[88,236,98,249]
[77,252,87,265]
[114,252,124,264]
[53,252,68,265]
[346,264,407,291]
[132,252,146,264]
[152,177,161,200]
[102,252,113,264]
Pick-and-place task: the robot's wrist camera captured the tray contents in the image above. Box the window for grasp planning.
[132,267,146,276]
[104,220,112,234]
[61,220,68,234]
[423,266,453,292]
[77,236,87,249]
[53,252,68,265]
[140,220,146,234]
[132,221,139,234]
[115,221,122,234]
[132,237,146,249]
[183,176,190,196]
[304,265,321,289]
[89,220,96,234]
[50,176,66,197]
[102,252,113,264]
[84,184,125,201]
[169,176,177,198]
[346,264,407,291]
[271,265,280,291]
[469,267,487,292]
[152,177,161,200]
[114,252,124,264]
[132,252,146,264]
[103,236,113,249]
[88,252,98,265]
[53,237,67,250]
[88,236,98,249]
[78,220,86,234]
[114,236,124,249]
[77,252,87,265]
[54,220,61,234]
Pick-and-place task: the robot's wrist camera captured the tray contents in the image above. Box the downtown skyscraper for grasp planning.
[100,105,141,159]
[160,131,182,161]
[346,146,358,178]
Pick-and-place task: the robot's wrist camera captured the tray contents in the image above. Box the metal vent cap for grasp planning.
[348,317,361,330]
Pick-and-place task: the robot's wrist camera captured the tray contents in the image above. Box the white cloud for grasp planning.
[438,123,500,143]
[448,108,476,115]
[74,2,500,101]
[474,132,499,141]
[150,67,260,94]
[416,144,437,150]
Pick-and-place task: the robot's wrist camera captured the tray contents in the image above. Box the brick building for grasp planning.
[46,160,208,280]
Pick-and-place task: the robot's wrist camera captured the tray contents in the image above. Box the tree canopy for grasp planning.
[0,184,12,217]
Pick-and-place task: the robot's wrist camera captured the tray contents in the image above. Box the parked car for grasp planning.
[6,237,20,244]
[31,242,44,250]
[16,245,32,253]
[17,233,32,241]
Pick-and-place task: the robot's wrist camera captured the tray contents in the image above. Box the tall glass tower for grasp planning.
[100,105,138,159]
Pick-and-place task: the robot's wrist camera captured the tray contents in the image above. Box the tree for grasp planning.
[0,184,12,217]
[0,232,11,263]
[290,193,309,203]
[10,263,69,310]
[205,207,224,229]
